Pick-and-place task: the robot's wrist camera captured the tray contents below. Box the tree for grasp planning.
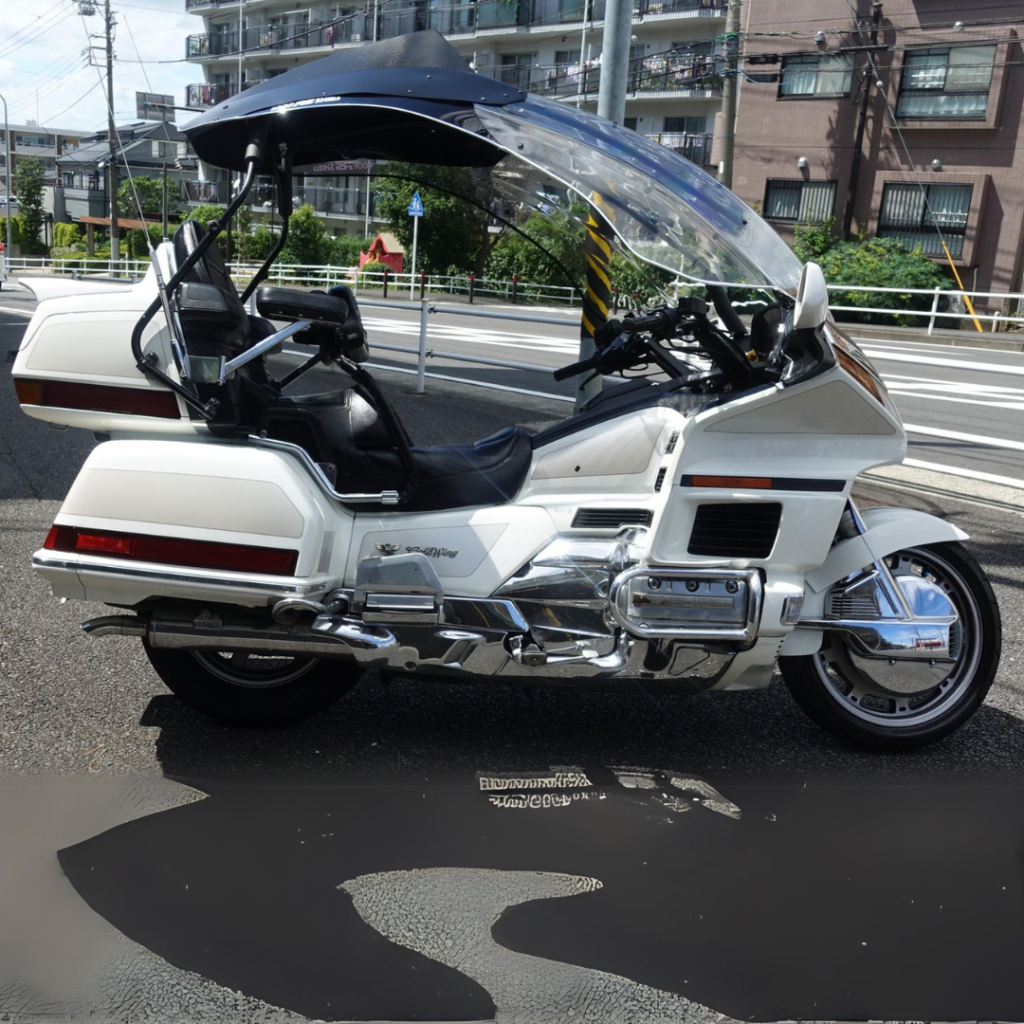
[14,157,46,254]
[331,233,373,267]
[485,206,588,289]
[117,176,176,220]
[818,236,949,326]
[281,203,330,265]
[373,163,495,275]
[182,204,227,247]
[235,203,253,262]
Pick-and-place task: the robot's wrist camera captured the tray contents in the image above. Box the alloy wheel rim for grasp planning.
[812,547,983,729]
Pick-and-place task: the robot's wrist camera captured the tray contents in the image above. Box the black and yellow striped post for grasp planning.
[576,207,614,412]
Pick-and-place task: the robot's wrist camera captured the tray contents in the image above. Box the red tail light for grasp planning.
[44,525,298,576]
[14,378,180,419]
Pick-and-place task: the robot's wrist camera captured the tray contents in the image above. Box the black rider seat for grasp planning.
[260,387,533,513]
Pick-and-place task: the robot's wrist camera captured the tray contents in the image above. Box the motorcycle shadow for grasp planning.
[58,720,1024,1023]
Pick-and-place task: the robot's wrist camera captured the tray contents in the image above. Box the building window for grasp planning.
[897,45,995,119]
[876,182,970,258]
[878,182,972,257]
[780,53,853,97]
[764,179,837,224]
[499,53,535,90]
[664,116,708,134]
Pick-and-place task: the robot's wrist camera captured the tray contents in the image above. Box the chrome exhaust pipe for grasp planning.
[82,613,395,658]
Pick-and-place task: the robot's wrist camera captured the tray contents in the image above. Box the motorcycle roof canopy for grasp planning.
[182,31,804,290]
[182,32,517,171]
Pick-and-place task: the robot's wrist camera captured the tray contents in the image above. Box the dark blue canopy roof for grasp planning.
[182,31,523,170]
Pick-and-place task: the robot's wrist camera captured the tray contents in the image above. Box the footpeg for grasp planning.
[352,552,443,624]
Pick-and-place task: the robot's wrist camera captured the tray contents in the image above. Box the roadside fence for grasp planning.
[6,255,1024,334]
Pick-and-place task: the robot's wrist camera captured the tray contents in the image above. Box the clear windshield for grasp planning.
[475,96,804,292]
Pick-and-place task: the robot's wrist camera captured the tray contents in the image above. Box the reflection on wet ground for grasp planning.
[57,767,1024,1023]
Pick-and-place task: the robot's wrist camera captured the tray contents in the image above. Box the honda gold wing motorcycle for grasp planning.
[11,32,1000,749]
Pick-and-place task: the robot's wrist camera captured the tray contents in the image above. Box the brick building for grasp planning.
[730,1,1024,300]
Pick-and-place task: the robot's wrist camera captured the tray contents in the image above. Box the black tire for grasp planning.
[780,542,1001,752]
[143,642,362,727]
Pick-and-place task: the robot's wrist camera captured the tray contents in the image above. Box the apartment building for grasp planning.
[183,0,728,234]
[0,123,86,195]
[732,0,1024,298]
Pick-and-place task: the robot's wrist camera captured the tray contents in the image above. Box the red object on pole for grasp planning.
[512,274,518,304]
[468,272,475,304]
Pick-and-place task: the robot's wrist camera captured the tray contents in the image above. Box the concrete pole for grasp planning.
[574,0,632,412]
[238,0,244,92]
[104,0,120,271]
[719,0,741,189]
[0,94,10,255]
[574,210,613,412]
[596,0,632,125]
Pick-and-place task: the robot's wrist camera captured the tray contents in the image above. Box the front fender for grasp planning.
[779,508,968,657]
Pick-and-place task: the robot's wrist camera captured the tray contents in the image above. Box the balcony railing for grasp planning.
[291,184,375,217]
[645,132,714,165]
[183,0,726,58]
[486,52,719,100]
[186,77,269,108]
[182,180,224,203]
[186,18,367,60]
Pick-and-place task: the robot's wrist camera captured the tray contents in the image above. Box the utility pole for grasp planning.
[571,0,632,411]
[719,0,741,189]
[596,0,631,126]
[1,93,11,256]
[161,160,168,239]
[104,0,119,271]
[842,2,882,238]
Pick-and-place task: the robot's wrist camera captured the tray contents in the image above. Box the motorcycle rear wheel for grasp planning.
[143,642,362,727]
[780,542,1000,752]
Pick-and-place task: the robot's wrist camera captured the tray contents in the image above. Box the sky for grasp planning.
[0,0,200,136]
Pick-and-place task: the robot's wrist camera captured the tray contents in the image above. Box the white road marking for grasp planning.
[902,458,1024,491]
[904,424,1024,452]
[882,373,1024,394]
[363,315,577,355]
[363,360,574,403]
[863,348,1024,377]
[854,336,1024,358]
[887,391,1024,413]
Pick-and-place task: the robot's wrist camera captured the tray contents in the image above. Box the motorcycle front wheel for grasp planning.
[780,542,1001,752]
[143,642,362,727]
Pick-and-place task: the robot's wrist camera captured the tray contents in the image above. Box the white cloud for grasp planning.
[0,0,203,134]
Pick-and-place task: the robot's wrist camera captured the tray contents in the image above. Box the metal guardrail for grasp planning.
[825,284,1024,335]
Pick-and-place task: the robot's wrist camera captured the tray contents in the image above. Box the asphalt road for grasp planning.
[3,286,1024,1023]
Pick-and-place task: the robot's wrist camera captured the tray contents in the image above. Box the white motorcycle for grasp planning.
[11,32,1000,749]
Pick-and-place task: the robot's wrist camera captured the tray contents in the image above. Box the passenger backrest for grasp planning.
[173,219,250,353]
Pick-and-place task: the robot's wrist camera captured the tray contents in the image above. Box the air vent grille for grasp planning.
[826,591,880,619]
[665,431,680,454]
[688,503,782,559]
[654,468,667,493]
[572,508,654,529]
